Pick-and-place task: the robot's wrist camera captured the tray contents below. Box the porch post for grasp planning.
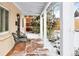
[40,15,43,39]
[43,10,48,48]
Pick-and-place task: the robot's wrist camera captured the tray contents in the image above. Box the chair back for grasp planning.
[12,33,18,41]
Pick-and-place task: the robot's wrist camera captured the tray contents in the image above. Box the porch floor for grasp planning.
[7,33,58,56]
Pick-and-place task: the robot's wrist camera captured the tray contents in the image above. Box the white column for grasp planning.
[20,15,25,33]
[40,15,43,39]
[43,10,48,48]
[44,11,47,39]
[60,2,74,56]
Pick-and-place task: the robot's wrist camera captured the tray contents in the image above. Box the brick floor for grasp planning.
[7,39,48,56]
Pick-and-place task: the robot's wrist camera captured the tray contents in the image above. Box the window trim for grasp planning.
[0,4,9,34]
[0,31,9,35]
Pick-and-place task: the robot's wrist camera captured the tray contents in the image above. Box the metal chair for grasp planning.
[12,33,27,43]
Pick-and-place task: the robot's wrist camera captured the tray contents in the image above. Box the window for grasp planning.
[0,6,9,32]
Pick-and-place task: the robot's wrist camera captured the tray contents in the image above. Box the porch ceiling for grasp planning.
[14,2,48,16]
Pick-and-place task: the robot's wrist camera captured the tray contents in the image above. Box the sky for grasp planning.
[74,2,79,11]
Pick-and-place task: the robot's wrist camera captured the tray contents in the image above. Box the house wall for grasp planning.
[0,2,22,56]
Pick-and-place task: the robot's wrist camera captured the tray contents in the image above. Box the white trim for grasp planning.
[40,15,43,39]
[0,4,9,35]
[0,31,9,36]
[40,2,52,16]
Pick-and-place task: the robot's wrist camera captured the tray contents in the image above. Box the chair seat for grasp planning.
[18,38,27,42]
[12,33,27,43]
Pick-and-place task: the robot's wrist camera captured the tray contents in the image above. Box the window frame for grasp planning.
[0,4,9,35]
